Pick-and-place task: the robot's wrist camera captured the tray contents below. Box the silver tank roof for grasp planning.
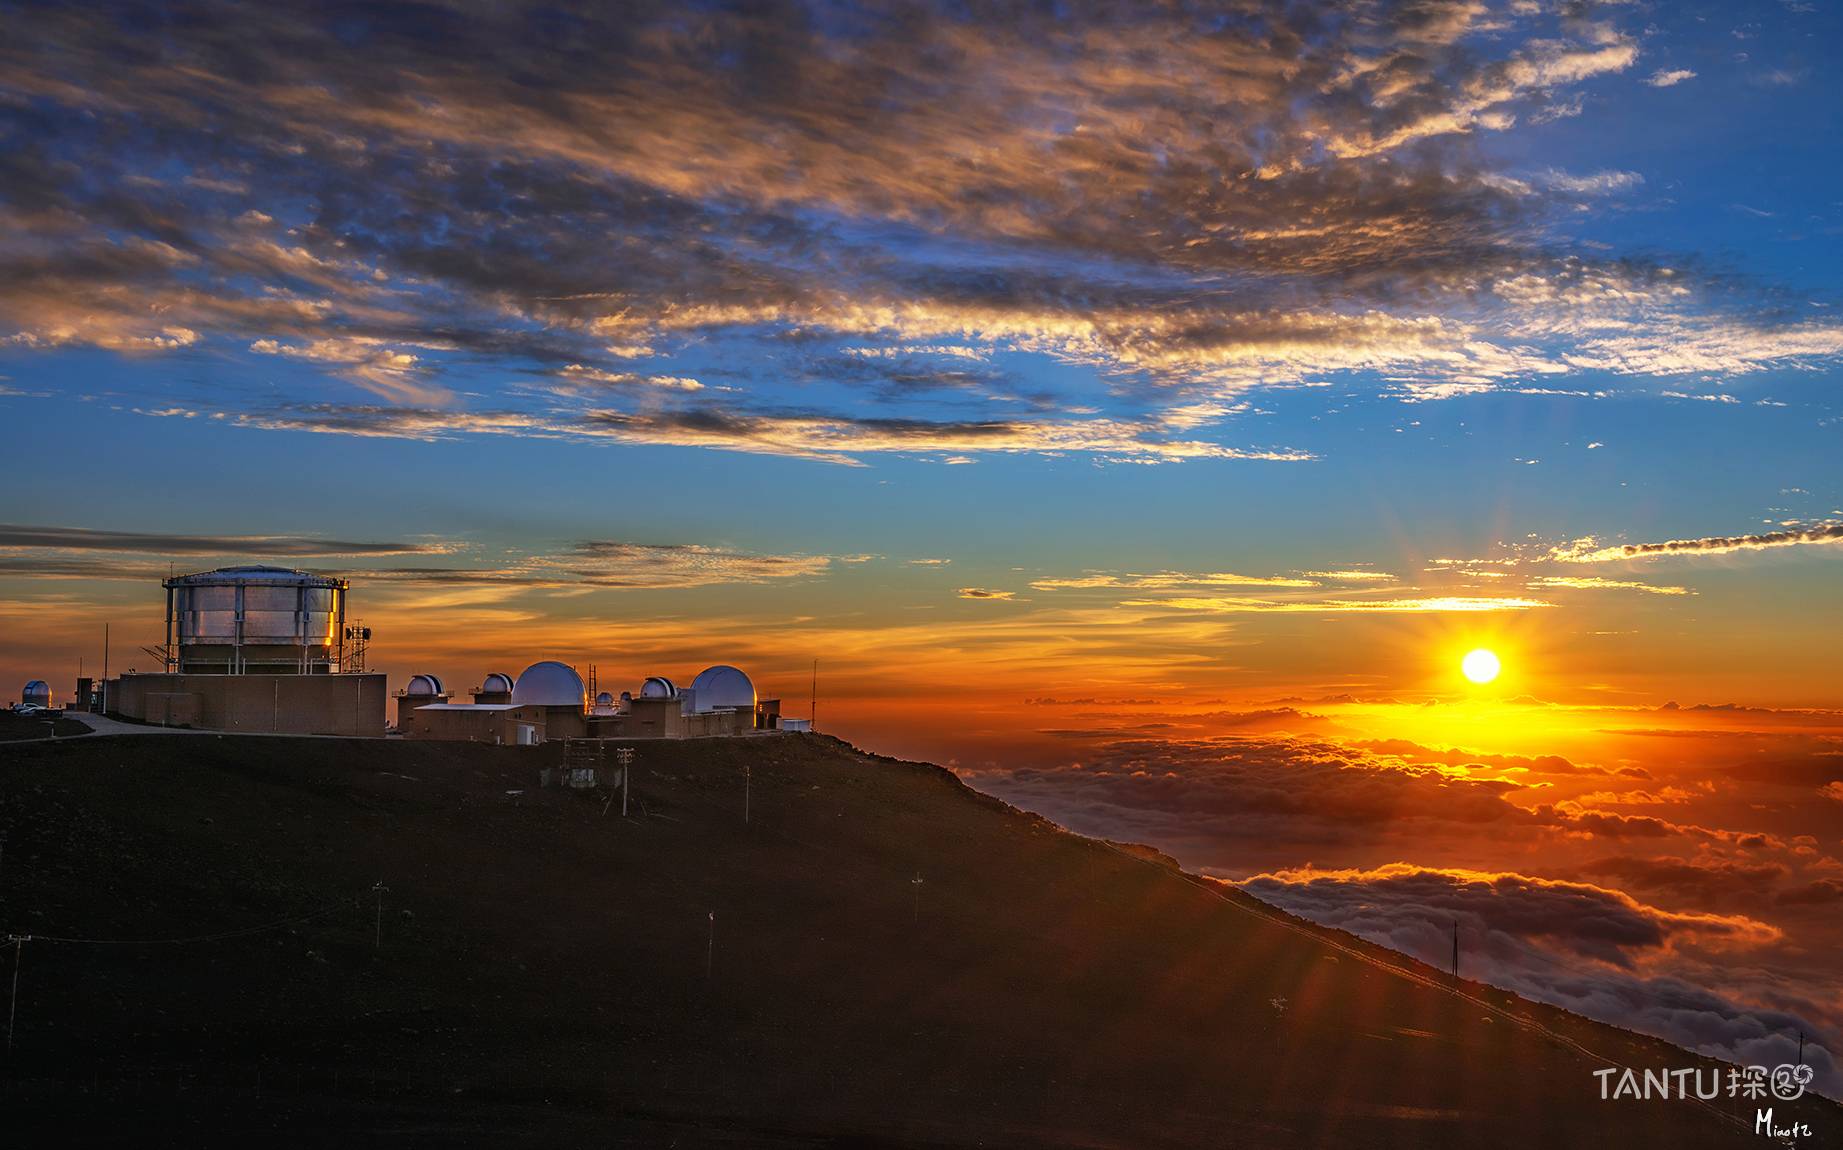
[165,564,346,589]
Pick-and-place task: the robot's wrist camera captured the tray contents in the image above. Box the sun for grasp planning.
[1461,648,1502,684]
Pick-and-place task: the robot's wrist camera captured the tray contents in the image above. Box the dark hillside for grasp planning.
[0,731,1831,1146]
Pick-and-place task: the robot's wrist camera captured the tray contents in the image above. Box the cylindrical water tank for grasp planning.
[165,565,348,674]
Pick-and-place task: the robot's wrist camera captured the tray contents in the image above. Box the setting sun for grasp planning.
[1461,648,1502,684]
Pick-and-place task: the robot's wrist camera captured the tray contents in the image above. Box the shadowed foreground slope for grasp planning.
[0,731,1832,1147]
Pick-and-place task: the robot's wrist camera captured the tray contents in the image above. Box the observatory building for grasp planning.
[595,664,781,739]
[475,672,515,704]
[103,565,387,736]
[20,680,53,709]
[400,660,592,744]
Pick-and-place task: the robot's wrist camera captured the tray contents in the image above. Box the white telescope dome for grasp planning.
[640,676,677,699]
[480,672,515,694]
[513,661,587,708]
[689,665,756,712]
[404,674,445,697]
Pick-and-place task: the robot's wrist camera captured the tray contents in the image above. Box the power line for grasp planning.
[5,889,372,1052]
[10,891,361,947]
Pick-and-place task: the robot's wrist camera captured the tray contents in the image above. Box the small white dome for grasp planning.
[513,661,587,708]
[595,691,614,706]
[481,672,515,694]
[690,665,755,712]
[405,674,445,697]
[22,680,52,705]
[640,676,677,699]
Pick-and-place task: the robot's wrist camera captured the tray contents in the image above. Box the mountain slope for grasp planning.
[0,730,1831,1146]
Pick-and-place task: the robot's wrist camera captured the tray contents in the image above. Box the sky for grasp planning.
[3,0,1842,1099]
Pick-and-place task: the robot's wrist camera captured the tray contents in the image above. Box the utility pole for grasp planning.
[102,623,109,715]
[810,659,817,730]
[615,747,634,817]
[6,934,26,1051]
[1451,921,1459,980]
[705,912,714,981]
[911,874,924,925]
[744,765,751,824]
[371,882,390,951]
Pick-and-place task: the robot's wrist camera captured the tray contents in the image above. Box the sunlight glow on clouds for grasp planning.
[3,1,1841,465]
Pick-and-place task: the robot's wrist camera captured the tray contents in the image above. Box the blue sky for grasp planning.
[0,0,1839,707]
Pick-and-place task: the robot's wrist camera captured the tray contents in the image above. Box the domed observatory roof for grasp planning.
[689,665,756,712]
[404,674,445,697]
[22,680,52,706]
[513,661,588,708]
[595,691,615,706]
[639,676,677,699]
[480,672,515,695]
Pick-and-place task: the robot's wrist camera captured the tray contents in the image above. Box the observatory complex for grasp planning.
[398,661,782,743]
[92,565,790,743]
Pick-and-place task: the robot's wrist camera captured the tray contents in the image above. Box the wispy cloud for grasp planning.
[223,403,1313,467]
[957,587,1017,601]
[1528,575,1693,595]
[1553,523,1843,563]
[1031,571,1320,591]
[1,0,1837,467]
[0,524,452,558]
[1645,68,1698,88]
[1124,595,1551,614]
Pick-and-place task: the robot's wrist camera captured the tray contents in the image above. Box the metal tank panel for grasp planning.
[164,565,349,674]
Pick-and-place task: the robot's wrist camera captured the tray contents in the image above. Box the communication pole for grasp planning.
[6,934,25,1051]
[912,874,924,925]
[615,748,634,817]
[810,659,817,730]
[744,765,751,824]
[705,912,715,980]
[1451,922,1459,980]
[371,882,390,950]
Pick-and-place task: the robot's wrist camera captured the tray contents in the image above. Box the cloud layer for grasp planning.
[3,1,1841,464]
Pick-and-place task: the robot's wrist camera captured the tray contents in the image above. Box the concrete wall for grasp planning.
[400,698,764,744]
[402,704,557,744]
[583,700,756,740]
[107,673,387,737]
